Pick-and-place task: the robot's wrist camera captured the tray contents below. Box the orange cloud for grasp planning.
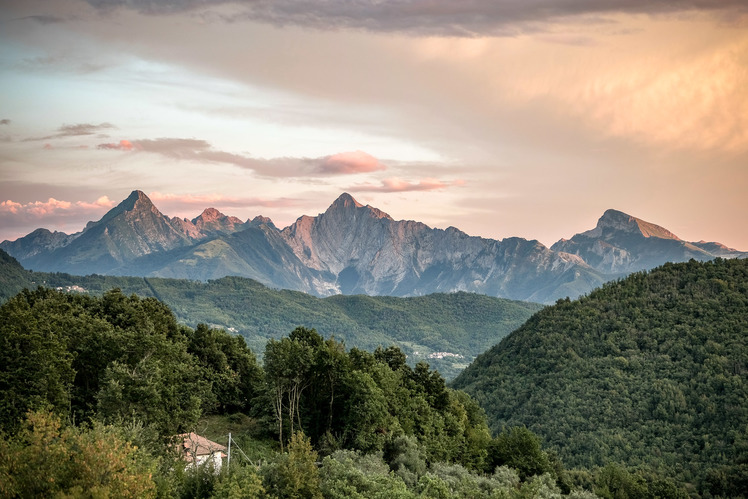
[77,196,115,210]
[0,198,71,216]
[317,150,386,174]
[0,195,118,240]
[351,177,465,193]
[0,200,22,214]
[0,196,113,218]
[95,138,389,178]
[97,139,136,150]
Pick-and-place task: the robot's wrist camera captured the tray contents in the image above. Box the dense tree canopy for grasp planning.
[0,287,261,437]
[3,256,733,497]
[0,249,542,380]
[453,258,748,496]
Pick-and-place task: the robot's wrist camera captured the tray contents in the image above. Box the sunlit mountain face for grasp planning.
[3,191,744,304]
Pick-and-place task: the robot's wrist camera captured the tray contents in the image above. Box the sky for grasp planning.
[1,0,747,250]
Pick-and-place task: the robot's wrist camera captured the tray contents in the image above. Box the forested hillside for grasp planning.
[0,249,542,379]
[452,258,748,496]
[1,286,659,498]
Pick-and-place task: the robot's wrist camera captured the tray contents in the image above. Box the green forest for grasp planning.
[0,249,542,380]
[1,256,745,497]
[453,258,748,497]
[1,285,692,498]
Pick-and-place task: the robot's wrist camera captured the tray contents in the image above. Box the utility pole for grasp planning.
[227,432,231,472]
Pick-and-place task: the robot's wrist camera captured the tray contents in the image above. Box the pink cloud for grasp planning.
[0,195,118,241]
[147,192,302,220]
[77,196,115,210]
[0,200,22,214]
[317,150,386,174]
[0,198,72,216]
[350,177,466,193]
[97,139,136,151]
[0,196,113,220]
[95,137,387,178]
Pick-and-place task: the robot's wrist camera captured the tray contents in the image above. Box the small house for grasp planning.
[177,432,227,471]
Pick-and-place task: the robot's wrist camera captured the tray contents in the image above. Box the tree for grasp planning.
[263,329,317,449]
[187,324,263,414]
[300,335,351,444]
[319,450,413,499]
[262,431,323,499]
[96,353,205,437]
[594,463,648,499]
[0,288,76,432]
[487,427,552,480]
[213,465,265,499]
[0,410,157,498]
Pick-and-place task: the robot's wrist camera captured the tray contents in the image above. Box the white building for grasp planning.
[177,432,227,471]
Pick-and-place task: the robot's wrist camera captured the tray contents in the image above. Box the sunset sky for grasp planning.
[1,0,747,250]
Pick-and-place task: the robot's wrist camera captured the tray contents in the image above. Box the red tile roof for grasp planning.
[177,432,227,462]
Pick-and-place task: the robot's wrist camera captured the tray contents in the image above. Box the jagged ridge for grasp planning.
[1,192,744,303]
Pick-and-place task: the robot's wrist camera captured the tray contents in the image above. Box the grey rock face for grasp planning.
[551,209,746,274]
[2,192,743,303]
[277,193,603,301]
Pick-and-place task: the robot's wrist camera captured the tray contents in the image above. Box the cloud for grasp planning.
[79,196,116,210]
[16,15,66,25]
[97,137,290,174]
[96,137,388,177]
[97,139,135,150]
[489,25,748,153]
[0,196,116,237]
[148,191,300,209]
[83,0,748,36]
[0,196,114,217]
[26,123,116,142]
[350,177,465,193]
[317,150,386,174]
[16,54,109,75]
[56,123,116,137]
[146,191,303,223]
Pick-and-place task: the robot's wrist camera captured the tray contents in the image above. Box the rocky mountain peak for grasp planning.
[4,192,744,304]
[92,190,161,228]
[191,207,245,234]
[193,207,223,224]
[121,190,155,211]
[250,215,275,227]
[588,209,680,240]
[550,208,722,275]
[329,192,363,210]
[325,192,392,221]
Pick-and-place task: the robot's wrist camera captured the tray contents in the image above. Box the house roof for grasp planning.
[177,432,227,461]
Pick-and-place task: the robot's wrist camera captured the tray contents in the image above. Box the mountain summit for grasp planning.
[326,192,392,220]
[590,209,680,240]
[551,208,743,274]
[1,193,744,302]
[192,208,246,235]
[33,190,200,274]
[92,189,160,227]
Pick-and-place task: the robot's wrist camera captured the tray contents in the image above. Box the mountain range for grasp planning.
[2,190,744,303]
